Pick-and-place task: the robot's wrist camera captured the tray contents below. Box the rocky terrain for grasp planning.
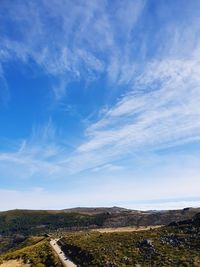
[0,207,200,266]
[58,212,200,266]
[0,207,200,236]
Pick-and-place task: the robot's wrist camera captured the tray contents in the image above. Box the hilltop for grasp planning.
[61,206,131,215]
[0,206,200,236]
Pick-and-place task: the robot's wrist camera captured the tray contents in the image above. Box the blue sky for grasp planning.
[0,0,200,210]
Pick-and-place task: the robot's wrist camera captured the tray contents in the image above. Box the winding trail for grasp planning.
[50,239,77,267]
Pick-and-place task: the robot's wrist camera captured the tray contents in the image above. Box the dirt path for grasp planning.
[50,239,77,267]
[92,225,162,233]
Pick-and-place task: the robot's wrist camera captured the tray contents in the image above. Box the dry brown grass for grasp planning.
[92,225,162,233]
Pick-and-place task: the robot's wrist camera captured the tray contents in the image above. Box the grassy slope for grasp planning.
[1,207,200,237]
[0,210,200,266]
[59,220,200,267]
[0,210,109,236]
[0,237,61,267]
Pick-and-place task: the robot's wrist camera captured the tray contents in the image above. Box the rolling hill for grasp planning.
[0,207,200,236]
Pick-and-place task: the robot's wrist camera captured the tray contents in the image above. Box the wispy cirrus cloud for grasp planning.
[0,0,200,210]
[0,0,145,100]
[1,58,200,177]
[0,63,9,104]
[78,58,200,155]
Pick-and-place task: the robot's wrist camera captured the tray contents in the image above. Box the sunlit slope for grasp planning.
[0,207,199,235]
[59,213,200,266]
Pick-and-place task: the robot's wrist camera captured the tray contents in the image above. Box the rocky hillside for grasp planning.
[1,211,200,266]
[61,206,131,215]
[0,207,200,236]
[58,212,200,266]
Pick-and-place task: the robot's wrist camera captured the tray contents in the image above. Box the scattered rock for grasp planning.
[137,239,156,259]
[138,239,154,247]
[160,234,184,247]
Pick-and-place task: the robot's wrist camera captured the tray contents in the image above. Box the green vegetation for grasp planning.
[0,234,27,255]
[59,215,200,266]
[0,236,61,266]
[0,207,200,236]
[0,210,110,236]
[0,209,200,266]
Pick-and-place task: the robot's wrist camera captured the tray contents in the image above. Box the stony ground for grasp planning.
[58,215,200,267]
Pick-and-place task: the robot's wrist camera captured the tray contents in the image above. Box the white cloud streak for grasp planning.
[0,0,145,99]
[79,58,200,154]
[0,57,200,178]
[0,1,200,209]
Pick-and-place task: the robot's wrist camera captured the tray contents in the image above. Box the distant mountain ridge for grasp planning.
[61,206,132,215]
[0,206,200,236]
